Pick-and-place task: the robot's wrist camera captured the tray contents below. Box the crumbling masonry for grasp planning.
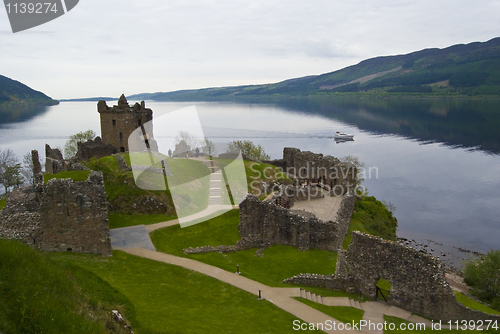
[284,232,500,322]
[0,172,112,256]
[98,94,156,152]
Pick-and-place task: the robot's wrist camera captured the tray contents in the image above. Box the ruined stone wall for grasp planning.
[283,273,358,293]
[266,148,357,195]
[239,194,341,251]
[98,95,153,152]
[37,172,112,256]
[0,187,41,244]
[74,137,117,161]
[346,232,500,322]
[45,144,67,174]
[335,195,358,245]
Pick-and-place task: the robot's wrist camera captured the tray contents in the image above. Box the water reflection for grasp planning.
[0,105,50,124]
[273,98,500,154]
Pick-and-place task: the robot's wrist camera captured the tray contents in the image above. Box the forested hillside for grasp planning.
[130,37,500,101]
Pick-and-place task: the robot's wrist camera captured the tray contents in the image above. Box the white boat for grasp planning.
[333,131,354,140]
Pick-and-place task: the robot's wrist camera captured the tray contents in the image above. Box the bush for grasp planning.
[64,129,96,159]
[227,140,270,161]
[463,250,500,310]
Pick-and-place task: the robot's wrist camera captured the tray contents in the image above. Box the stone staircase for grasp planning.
[298,288,363,309]
[205,160,222,205]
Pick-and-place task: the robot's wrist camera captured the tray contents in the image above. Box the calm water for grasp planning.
[1,99,499,267]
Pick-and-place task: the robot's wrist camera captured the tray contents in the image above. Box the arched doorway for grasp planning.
[376,278,391,302]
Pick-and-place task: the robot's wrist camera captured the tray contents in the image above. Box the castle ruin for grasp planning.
[265,147,357,195]
[98,94,155,152]
[0,171,112,256]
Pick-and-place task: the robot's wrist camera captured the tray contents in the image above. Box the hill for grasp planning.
[130,37,500,101]
[0,74,58,107]
[0,74,59,122]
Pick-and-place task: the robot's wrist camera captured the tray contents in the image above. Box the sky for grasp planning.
[1,0,499,99]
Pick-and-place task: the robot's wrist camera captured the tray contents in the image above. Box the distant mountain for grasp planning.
[59,97,116,102]
[0,75,58,107]
[131,37,500,101]
[0,75,58,123]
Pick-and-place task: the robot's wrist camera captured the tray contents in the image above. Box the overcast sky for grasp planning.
[1,0,499,99]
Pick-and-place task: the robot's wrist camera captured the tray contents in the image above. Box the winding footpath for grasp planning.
[110,156,444,333]
[110,233,438,334]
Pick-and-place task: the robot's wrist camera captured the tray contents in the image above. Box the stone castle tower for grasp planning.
[97,94,154,152]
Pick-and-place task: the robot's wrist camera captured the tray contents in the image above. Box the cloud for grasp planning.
[1,0,499,98]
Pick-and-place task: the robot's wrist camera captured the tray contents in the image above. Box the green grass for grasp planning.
[150,209,241,254]
[0,239,130,334]
[85,155,176,216]
[377,278,392,301]
[244,160,292,196]
[343,210,369,249]
[377,278,392,291]
[295,297,364,325]
[343,196,398,249]
[151,209,338,288]
[454,291,500,315]
[43,170,91,183]
[383,315,498,333]
[108,213,177,229]
[0,197,5,210]
[51,250,317,334]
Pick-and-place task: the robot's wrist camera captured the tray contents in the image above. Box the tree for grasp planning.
[0,148,23,193]
[21,152,35,185]
[1,164,23,192]
[64,129,96,159]
[174,131,202,152]
[0,148,21,193]
[202,138,217,156]
[226,140,270,161]
[463,249,500,310]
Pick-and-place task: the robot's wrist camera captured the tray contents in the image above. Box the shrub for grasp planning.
[463,250,500,310]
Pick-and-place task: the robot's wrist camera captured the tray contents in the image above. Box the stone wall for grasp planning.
[0,187,41,244]
[45,144,67,174]
[283,273,358,293]
[98,95,153,152]
[283,231,500,322]
[265,147,357,195]
[37,172,112,256]
[335,195,358,245]
[346,232,500,322]
[1,173,113,256]
[74,137,117,161]
[239,194,341,251]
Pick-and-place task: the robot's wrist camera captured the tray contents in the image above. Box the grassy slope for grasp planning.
[108,213,177,229]
[0,239,130,334]
[343,196,398,249]
[0,197,5,210]
[454,292,500,315]
[51,250,316,334]
[244,160,292,198]
[294,298,364,325]
[85,155,176,217]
